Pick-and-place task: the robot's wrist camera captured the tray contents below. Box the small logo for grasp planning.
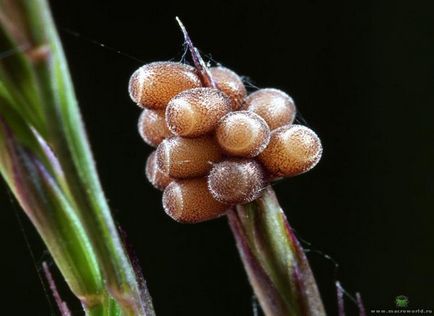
[395,295,409,308]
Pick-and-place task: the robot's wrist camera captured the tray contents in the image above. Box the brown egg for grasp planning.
[207,159,266,204]
[258,124,322,177]
[166,87,231,137]
[162,178,227,223]
[145,151,173,190]
[128,62,201,109]
[216,111,270,157]
[156,136,222,178]
[245,88,296,130]
[138,108,172,147]
[209,67,246,110]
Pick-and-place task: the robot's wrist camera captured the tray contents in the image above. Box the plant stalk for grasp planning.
[228,186,326,316]
[0,0,155,314]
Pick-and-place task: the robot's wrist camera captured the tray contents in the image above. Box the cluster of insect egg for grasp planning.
[129,62,322,223]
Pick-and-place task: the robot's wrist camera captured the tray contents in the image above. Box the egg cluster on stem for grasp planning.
[129,60,322,223]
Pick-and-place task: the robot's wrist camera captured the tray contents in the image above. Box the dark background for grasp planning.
[0,0,433,315]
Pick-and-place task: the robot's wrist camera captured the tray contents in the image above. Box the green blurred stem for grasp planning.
[228,186,326,316]
[86,297,121,316]
[0,0,154,314]
[16,1,152,314]
[0,118,105,311]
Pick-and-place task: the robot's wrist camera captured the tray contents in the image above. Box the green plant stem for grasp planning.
[0,0,155,314]
[0,118,106,311]
[86,297,121,316]
[17,1,152,313]
[228,186,326,316]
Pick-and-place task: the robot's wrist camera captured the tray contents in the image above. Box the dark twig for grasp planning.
[42,262,72,316]
[175,17,216,88]
[356,292,367,316]
[336,281,345,316]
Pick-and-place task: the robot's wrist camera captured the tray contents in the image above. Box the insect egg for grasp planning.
[245,88,296,130]
[138,108,172,147]
[258,124,322,177]
[216,111,270,157]
[128,61,201,109]
[145,151,173,190]
[156,135,222,178]
[207,159,266,205]
[162,178,227,223]
[165,87,231,137]
[209,66,247,110]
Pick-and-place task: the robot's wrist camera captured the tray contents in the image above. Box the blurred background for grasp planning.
[0,0,433,314]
